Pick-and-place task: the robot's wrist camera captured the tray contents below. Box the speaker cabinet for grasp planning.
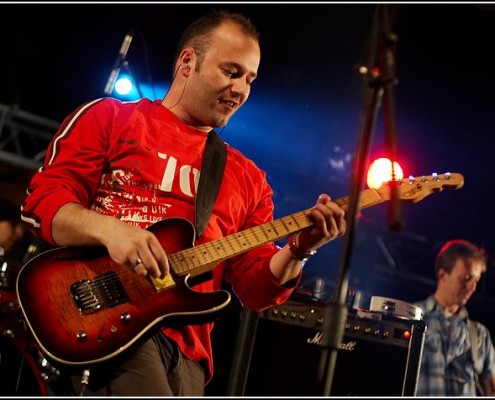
[243,301,425,396]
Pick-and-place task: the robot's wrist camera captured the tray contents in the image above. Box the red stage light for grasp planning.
[366,157,404,189]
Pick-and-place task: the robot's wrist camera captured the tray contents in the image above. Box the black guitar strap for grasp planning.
[194,130,227,238]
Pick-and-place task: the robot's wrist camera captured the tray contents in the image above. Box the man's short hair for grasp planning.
[434,239,487,276]
[172,10,259,73]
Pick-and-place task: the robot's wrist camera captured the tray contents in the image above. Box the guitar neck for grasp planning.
[170,187,386,277]
[168,171,465,278]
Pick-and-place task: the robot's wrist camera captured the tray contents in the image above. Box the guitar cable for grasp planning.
[15,330,30,395]
[79,369,90,396]
[12,316,33,395]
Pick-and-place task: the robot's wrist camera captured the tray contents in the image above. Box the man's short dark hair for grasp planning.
[434,239,487,276]
[172,10,259,73]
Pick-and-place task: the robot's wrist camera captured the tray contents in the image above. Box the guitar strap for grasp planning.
[468,319,485,395]
[194,130,227,238]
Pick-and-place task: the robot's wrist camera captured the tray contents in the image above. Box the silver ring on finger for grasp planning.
[131,258,143,268]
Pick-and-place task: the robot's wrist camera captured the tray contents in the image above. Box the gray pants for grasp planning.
[50,333,205,396]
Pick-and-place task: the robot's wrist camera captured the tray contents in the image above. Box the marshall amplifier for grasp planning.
[243,300,426,396]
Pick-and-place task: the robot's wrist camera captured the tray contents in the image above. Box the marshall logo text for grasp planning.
[307,331,357,351]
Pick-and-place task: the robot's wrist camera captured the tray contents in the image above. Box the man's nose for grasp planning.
[467,279,477,291]
[231,79,250,97]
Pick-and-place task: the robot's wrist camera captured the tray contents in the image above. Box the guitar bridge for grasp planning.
[70,271,129,314]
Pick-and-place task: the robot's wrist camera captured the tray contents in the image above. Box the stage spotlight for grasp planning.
[109,73,141,100]
[366,157,403,189]
[114,76,133,96]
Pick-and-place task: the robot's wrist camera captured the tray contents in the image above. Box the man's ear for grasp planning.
[178,48,195,72]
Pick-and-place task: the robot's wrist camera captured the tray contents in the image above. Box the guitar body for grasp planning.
[16,218,231,366]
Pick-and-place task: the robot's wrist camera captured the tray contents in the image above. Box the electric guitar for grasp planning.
[16,172,464,366]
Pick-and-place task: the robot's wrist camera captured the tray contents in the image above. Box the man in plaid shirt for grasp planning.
[415,239,495,396]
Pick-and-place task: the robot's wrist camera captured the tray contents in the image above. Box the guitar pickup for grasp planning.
[70,271,129,314]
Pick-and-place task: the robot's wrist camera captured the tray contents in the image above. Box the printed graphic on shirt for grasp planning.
[92,151,201,227]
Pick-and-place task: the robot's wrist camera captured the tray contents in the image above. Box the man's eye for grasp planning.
[464,274,478,282]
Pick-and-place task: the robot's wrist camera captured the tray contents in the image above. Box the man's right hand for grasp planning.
[52,203,169,279]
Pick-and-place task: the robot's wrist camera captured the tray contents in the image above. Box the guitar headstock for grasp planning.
[377,172,464,203]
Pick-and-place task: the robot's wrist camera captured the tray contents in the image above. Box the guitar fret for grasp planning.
[277,217,292,235]
[202,240,222,261]
[250,227,262,244]
[259,225,275,241]
[242,232,257,248]
[196,245,211,264]
[213,239,230,259]
[223,236,240,257]
[179,247,208,270]
[257,223,272,241]
[170,253,190,274]
[231,232,246,250]
[260,222,283,241]
[283,213,307,231]
[270,221,280,237]
[200,237,229,266]
[367,188,386,204]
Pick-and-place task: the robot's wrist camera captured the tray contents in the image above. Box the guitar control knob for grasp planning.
[76,331,87,342]
[121,312,131,323]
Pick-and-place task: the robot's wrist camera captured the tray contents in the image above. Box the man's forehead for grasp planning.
[452,258,484,275]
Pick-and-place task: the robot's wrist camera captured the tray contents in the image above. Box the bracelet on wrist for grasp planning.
[288,233,317,262]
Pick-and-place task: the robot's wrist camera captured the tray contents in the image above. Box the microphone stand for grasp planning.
[380,8,402,232]
[317,5,400,395]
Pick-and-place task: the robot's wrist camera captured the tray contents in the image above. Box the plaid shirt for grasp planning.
[415,295,495,396]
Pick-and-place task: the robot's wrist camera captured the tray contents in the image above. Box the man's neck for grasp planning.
[160,99,212,133]
[434,293,460,315]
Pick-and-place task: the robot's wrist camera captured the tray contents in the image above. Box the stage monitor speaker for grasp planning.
[243,301,426,396]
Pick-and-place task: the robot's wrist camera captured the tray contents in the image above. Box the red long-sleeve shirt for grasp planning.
[21,97,300,382]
